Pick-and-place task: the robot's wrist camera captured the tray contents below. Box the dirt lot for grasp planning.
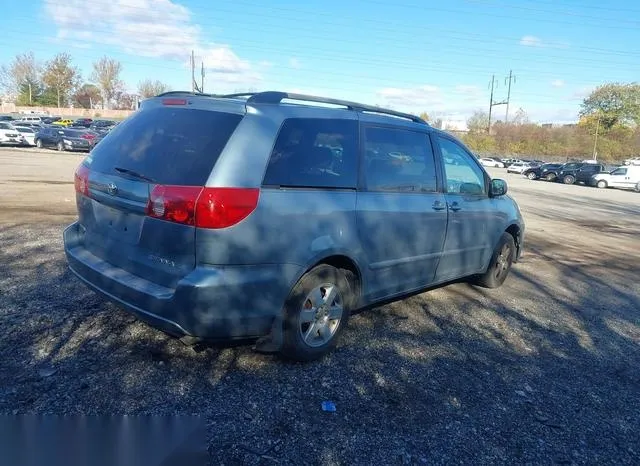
[0,148,638,465]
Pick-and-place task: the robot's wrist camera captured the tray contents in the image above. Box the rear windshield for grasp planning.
[87,107,242,185]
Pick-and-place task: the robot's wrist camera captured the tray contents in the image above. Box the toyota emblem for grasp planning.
[107,183,118,195]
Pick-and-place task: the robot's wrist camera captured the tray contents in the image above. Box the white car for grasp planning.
[14,126,37,146]
[506,162,532,174]
[0,121,26,146]
[15,116,44,125]
[592,165,640,192]
[623,157,640,166]
[479,157,505,168]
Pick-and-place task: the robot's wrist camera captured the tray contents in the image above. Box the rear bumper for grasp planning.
[63,222,302,340]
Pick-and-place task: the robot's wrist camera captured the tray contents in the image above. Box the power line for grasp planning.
[0,39,603,107]
[3,26,640,81]
[31,0,640,57]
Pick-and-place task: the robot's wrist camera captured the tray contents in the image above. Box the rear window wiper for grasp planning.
[114,167,156,183]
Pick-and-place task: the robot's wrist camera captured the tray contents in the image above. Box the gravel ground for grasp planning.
[0,148,638,465]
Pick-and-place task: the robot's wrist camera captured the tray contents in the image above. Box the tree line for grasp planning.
[0,52,172,110]
[457,83,640,161]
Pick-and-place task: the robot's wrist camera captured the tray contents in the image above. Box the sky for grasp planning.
[2,0,640,125]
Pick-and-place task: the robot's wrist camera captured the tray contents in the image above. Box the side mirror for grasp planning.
[490,178,508,197]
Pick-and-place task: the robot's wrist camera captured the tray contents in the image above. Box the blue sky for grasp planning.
[2,0,640,125]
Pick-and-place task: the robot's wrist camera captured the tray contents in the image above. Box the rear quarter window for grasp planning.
[262,118,358,189]
[87,107,243,186]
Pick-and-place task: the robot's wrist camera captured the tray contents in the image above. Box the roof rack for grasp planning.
[245,91,426,124]
[154,90,427,124]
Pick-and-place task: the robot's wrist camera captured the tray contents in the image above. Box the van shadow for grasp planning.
[0,221,638,465]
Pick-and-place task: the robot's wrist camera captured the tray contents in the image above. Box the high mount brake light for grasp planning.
[162,98,187,106]
[146,186,260,229]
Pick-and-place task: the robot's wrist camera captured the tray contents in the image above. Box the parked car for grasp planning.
[522,163,563,180]
[90,120,117,131]
[14,125,37,146]
[502,158,521,168]
[34,127,91,151]
[72,118,93,128]
[64,90,525,361]
[479,157,505,168]
[0,121,26,145]
[506,161,532,174]
[0,115,14,121]
[591,165,640,192]
[52,119,74,127]
[42,116,61,124]
[623,157,640,166]
[16,116,44,125]
[556,162,606,184]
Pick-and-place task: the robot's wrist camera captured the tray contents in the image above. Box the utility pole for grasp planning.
[191,50,195,92]
[488,75,495,133]
[487,75,508,134]
[504,70,516,123]
[201,61,205,93]
[592,113,601,161]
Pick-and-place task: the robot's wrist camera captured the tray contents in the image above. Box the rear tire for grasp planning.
[474,233,516,289]
[545,173,556,181]
[281,265,352,362]
[596,180,607,189]
[563,175,575,184]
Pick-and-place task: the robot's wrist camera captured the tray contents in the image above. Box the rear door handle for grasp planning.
[449,201,462,212]
[432,201,446,211]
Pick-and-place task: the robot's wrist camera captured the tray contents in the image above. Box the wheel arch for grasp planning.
[505,223,522,262]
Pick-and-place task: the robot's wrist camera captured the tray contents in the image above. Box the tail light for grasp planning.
[74,164,90,196]
[147,186,259,229]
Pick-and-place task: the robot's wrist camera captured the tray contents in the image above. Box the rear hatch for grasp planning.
[76,102,243,288]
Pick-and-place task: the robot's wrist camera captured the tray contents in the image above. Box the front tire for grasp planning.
[35,139,43,149]
[57,141,64,152]
[474,233,516,289]
[281,265,352,361]
[527,172,537,180]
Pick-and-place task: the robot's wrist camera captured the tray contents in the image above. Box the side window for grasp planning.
[362,126,437,192]
[437,136,486,195]
[262,118,358,189]
[612,168,627,176]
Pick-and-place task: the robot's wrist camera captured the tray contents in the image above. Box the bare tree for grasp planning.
[42,53,81,108]
[73,83,102,109]
[137,79,171,99]
[0,52,41,104]
[91,56,124,109]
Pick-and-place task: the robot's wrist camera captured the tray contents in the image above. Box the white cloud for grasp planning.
[551,79,565,88]
[520,35,543,47]
[288,57,301,69]
[376,85,443,107]
[454,85,482,97]
[571,86,594,100]
[44,0,260,86]
[375,85,490,123]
